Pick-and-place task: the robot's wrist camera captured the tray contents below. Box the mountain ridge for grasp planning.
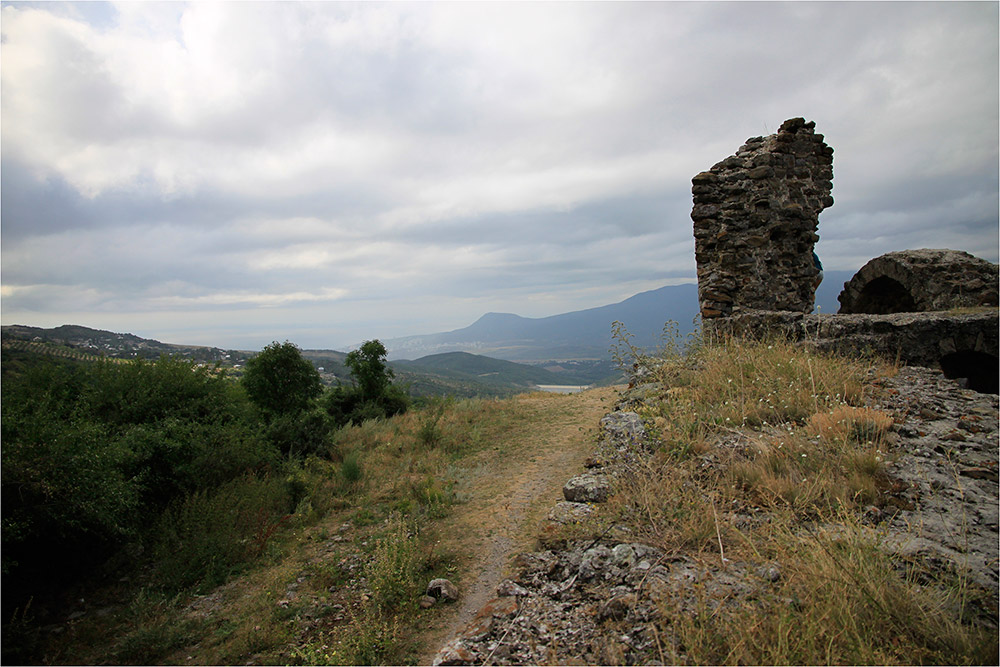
[382,283,702,361]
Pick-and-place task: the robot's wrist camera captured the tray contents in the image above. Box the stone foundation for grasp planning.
[707,309,999,393]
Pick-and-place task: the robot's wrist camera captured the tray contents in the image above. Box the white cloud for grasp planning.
[1,1,996,349]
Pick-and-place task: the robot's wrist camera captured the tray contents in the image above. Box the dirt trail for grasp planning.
[416,386,619,664]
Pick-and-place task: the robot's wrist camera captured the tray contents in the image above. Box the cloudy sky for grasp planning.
[2,1,997,350]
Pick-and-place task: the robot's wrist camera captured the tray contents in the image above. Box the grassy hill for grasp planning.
[393,352,614,398]
[2,326,613,399]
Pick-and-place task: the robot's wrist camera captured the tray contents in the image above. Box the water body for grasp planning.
[535,384,592,394]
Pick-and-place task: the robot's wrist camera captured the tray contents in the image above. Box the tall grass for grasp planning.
[151,474,292,592]
[598,329,994,664]
[658,516,996,665]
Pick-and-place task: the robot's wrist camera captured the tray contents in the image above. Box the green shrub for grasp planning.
[323,340,410,427]
[340,451,362,484]
[265,408,333,458]
[241,341,322,420]
[151,475,292,592]
[365,514,421,612]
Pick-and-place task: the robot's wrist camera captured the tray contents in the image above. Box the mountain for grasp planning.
[381,272,857,362]
[383,283,701,361]
[815,270,855,315]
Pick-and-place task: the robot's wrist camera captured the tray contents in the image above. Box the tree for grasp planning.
[242,341,322,420]
[345,340,394,401]
[325,340,408,427]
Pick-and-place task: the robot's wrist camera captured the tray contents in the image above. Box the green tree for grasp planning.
[345,340,394,401]
[242,341,322,420]
[325,340,409,427]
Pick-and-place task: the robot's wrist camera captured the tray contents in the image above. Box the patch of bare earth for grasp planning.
[415,386,620,664]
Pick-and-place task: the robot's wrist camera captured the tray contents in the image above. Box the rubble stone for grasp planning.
[562,474,612,503]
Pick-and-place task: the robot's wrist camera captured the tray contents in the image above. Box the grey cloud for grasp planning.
[1,2,996,349]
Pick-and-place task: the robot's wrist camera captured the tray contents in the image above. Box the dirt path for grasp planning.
[416,385,619,664]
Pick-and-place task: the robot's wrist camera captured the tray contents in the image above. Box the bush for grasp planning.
[265,408,333,458]
[323,340,410,428]
[340,451,363,485]
[1,354,280,610]
[152,475,292,592]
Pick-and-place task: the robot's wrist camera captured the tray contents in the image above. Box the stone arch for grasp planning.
[839,249,999,314]
[940,350,999,394]
[849,276,917,314]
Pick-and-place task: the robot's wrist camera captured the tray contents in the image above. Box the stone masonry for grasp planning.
[838,248,999,314]
[692,117,833,318]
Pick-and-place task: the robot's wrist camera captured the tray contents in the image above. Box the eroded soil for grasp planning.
[415,386,620,663]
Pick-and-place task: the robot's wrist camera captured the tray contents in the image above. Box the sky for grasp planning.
[2,1,997,351]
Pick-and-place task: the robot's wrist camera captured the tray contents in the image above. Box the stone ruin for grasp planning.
[838,248,998,314]
[691,118,999,393]
[693,117,833,318]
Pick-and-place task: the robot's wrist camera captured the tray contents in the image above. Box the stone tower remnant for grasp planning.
[838,248,999,314]
[692,117,834,318]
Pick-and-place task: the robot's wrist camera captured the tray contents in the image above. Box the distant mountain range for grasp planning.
[381,273,852,362]
[383,284,701,361]
[3,273,854,395]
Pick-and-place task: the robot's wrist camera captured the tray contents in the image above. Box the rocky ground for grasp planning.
[432,366,999,665]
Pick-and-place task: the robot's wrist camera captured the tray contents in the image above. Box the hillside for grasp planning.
[1,324,251,365]
[18,337,996,666]
[0,327,608,399]
[381,275,852,362]
[393,352,611,397]
[382,283,700,361]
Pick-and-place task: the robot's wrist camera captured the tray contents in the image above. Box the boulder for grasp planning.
[426,578,459,602]
[547,501,595,524]
[563,474,611,503]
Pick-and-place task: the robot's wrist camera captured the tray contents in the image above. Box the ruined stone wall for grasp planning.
[838,248,999,314]
[709,309,999,393]
[692,117,833,318]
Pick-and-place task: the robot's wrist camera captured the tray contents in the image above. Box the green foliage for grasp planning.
[416,398,448,448]
[340,451,362,484]
[345,340,394,401]
[152,475,292,592]
[365,514,421,612]
[1,354,284,613]
[264,407,334,458]
[323,340,410,427]
[242,341,322,420]
[339,608,402,665]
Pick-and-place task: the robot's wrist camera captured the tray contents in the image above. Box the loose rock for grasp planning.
[563,474,611,503]
[427,578,459,602]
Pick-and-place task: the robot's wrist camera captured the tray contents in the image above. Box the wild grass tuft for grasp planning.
[365,514,422,613]
[604,326,994,664]
[657,515,996,665]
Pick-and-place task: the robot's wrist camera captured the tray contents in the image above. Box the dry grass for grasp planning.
[657,515,996,665]
[44,394,541,665]
[601,333,995,664]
